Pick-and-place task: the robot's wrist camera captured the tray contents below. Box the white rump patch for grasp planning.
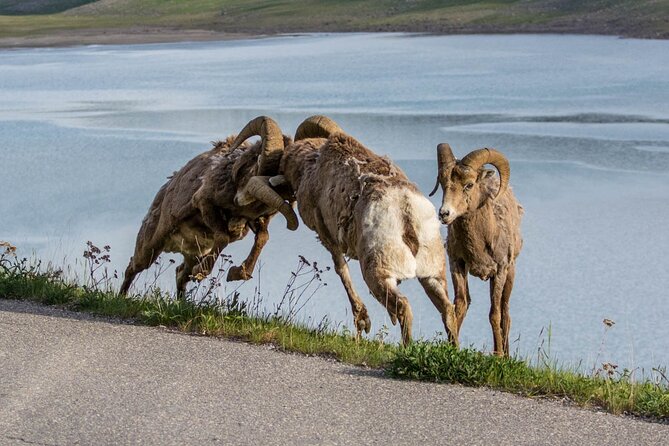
[410,193,445,278]
[360,189,444,280]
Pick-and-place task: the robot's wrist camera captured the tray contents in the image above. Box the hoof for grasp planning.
[355,310,372,335]
[226,265,252,282]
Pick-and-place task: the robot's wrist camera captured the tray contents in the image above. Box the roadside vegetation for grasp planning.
[1,240,668,421]
[0,0,668,41]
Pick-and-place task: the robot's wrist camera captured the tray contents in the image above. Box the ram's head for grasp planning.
[429,144,510,225]
[230,116,299,230]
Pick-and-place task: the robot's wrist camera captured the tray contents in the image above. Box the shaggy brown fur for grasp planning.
[285,133,419,257]
[434,147,523,356]
[234,117,458,345]
[120,135,294,296]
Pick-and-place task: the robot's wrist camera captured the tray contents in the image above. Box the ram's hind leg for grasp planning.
[361,267,413,345]
[120,246,161,295]
[331,251,371,338]
[419,275,458,347]
[227,217,269,282]
[501,262,516,356]
[120,264,139,296]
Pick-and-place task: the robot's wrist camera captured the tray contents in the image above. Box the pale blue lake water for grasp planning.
[1,33,668,373]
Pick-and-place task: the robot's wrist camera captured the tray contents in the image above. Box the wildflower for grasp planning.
[602,362,618,377]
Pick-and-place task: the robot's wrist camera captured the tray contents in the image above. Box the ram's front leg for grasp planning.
[418,274,458,347]
[227,217,269,282]
[451,259,472,334]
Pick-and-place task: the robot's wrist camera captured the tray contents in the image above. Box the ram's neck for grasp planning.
[456,198,496,237]
[450,198,496,259]
[281,140,323,191]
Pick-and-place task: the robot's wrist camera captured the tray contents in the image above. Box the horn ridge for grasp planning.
[230,116,285,176]
[243,176,298,231]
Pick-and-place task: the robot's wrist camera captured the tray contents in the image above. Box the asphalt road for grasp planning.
[1,299,667,445]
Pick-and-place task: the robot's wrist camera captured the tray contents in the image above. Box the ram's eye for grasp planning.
[464,183,474,191]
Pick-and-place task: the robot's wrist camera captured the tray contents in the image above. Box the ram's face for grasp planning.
[431,144,509,226]
[438,165,495,225]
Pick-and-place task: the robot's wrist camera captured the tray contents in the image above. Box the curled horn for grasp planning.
[294,115,344,141]
[460,148,510,199]
[230,116,285,176]
[429,143,456,197]
[242,176,299,231]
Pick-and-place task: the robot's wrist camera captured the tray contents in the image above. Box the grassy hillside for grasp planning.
[0,0,667,41]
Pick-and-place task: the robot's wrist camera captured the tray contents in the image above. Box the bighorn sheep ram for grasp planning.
[429,144,523,356]
[120,126,298,296]
[229,115,458,345]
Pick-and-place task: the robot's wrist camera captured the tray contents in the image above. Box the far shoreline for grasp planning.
[0,25,666,50]
[0,28,255,49]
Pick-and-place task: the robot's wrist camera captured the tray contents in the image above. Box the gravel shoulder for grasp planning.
[1,299,667,445]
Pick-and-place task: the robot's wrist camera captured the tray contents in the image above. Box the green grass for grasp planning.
[0,243,396,367]
[1,242,668,421]
[0,0,667,40]
[389,342,669,418]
